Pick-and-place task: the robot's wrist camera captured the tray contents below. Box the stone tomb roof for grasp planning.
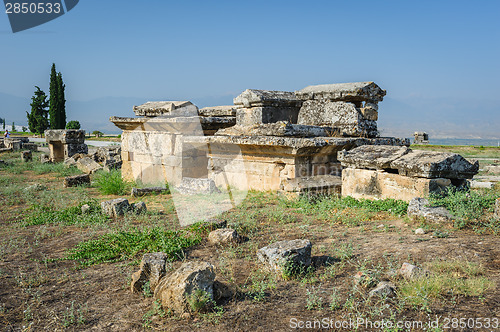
[233,89,300,108]
[295,82,386,102]
[133,101,198,117]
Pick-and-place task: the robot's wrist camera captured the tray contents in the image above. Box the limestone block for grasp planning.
[76,157,103,174]
[20,150,32,162]
[133,101,198,117]
[131,187,169,197]
[236,107,300,126]
[341,168,456,202]
[257,239,312,275]
[233,89,300,108]
[280,175,341,198]
[40,154,50,164]
[295,81,386,102]
[407,197,455,223]
[65,143,88,158]
[45,129,85,144]
[390,150,479,179]
[101,198,131,217]
[132,201,147,214]
[338,145,410,170]
[399,263,429,280]
[131,252,169,293]
[198,106,238,117]
[297,100,378,137]
[368,281,396,298]
[208,228,240,245]
[63,174,91,188]
[216,122,337,138]
[153,261,215,314]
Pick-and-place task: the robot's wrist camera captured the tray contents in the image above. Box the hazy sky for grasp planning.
[1,0,499,137]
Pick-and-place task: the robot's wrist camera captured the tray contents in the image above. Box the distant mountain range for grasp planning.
[1,91,498,138]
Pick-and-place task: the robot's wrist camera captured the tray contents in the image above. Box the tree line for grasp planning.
[26,63,80,135]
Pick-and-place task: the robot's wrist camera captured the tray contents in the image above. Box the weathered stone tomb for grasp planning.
[44,129,88,162]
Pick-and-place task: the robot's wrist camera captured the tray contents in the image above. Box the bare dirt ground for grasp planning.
[0,149,499,332]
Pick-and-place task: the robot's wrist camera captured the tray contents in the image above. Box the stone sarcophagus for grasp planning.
[338,145,479,201]
[45,129,87,162]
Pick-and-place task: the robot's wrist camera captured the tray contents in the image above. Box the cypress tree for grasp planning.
[57,72,66,129]
[48,63,59,129]
[27,86,49,134]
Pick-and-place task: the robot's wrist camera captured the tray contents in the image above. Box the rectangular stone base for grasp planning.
[341,168,457,202]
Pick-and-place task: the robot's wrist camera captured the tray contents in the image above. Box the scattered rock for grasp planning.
[132,201,147,214]
[414,228,426,235]
[131,252,170,293]
[469,180,494,189]
[64,157,77,167]
[24,183,47,192]
[369,281,396,298]
[21,150,32,162]
[40,154,50,164]
[407,197,455,223]
[131,187,169,197]
[76,157,103,174]
[399,263,428,280]
[81,204,91,214]
[63,174,91,188]
[154,261,215,314]
[257,239,312,275]
[101,198,131,217]
[208,228,240,245]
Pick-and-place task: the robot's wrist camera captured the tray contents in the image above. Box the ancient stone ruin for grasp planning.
[44,129,88,162]
[413,131,429,144]
[110,82,408,197]
[338,145,478,201]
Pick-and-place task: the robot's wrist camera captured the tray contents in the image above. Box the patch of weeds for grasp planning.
[332,241,355,261]
[62,301,87,327]
[23,199,107,226]
[142,300,165,329]
[428,188,498,229]
[281,261,315,280]
[199,302,224,324]
[398,260,493,310]
[187,289,212,313]
[143,281,152,297]
[66,225,206,266]
[244,269,278,301]
[329,288,341,311]
[94,169,133,195]
[305,286,323,310]
[433,230,450,238]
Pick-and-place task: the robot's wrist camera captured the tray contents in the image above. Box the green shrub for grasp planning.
[94,169,131,195]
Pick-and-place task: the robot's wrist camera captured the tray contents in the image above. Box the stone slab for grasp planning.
[133,101,197,117]
[297,100,378,137]
[45,129,85,144]
[198,105,238,117]
[390,150,479,179]
[338,145,411,170]
[217,122,339,138]
[233,89,300,108]
[295,81,386,102]
[341,168,460,202]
